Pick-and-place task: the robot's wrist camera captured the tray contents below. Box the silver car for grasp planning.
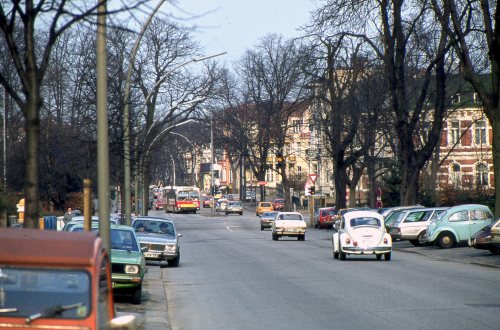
[132,216,181,267]
[224,200,243,215]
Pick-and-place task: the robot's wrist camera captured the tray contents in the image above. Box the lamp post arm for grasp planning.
[122,0,167,226]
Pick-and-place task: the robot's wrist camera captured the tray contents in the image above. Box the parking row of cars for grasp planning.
[260,202,500,259]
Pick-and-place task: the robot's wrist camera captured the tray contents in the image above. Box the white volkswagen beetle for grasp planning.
[332,210,392,261]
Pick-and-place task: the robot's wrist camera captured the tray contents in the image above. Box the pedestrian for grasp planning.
[63,207,73,224]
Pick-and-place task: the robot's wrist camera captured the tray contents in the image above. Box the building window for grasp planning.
[451,93,460,104]
[266,168,274,182]
[476,163,489,187]
[450,163,461,188]
[474,120,487,145]
[473,93,480,103]
[292,119,302,133]
[295,142,301,154]
[449,121,460,145]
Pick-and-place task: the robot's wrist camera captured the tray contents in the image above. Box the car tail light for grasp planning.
[353,241,358,246]
[346,238,351,244]
[384,238,388,244]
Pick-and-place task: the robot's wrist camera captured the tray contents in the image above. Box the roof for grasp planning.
[0,228,103,268]
[343,210,384,222]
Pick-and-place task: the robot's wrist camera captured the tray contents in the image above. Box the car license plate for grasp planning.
[144,252,161,258]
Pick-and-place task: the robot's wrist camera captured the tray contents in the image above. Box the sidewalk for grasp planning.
[143,266,169,330]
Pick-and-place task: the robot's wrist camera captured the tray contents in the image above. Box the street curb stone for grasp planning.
[144,266,169,330]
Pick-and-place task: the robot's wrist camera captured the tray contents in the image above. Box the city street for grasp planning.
[116,208,500,330]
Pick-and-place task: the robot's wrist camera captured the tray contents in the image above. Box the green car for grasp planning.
[420,204,494,249]
[71,223,146,304]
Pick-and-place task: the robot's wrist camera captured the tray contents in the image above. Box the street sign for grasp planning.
[257,181,268,186]
[309,173,317,184]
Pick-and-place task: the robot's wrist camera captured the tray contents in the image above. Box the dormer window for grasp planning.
[451,93,460,104]
[473,93,480,103]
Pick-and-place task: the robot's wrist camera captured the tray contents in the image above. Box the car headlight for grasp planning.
[125,264,140,274]
[164,244,176,252]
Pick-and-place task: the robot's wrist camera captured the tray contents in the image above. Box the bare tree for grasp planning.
[0,0,148,227]
[234,34,314,208]
[310,0,451,206]
[431,0,500,216]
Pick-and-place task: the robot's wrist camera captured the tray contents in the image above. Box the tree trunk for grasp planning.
[23,96,41,228]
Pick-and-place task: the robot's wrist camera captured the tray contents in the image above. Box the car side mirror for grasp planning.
[141,246,149,253]
[177,233,182,238]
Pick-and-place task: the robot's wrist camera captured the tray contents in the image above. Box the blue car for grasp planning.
[420,204,494,249]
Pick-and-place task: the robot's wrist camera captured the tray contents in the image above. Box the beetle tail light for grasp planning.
[346,238,351,244]
[384,238,388,244]
[353,241,358,246]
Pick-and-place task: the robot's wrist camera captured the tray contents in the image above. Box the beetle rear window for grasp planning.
[350,217,381,227]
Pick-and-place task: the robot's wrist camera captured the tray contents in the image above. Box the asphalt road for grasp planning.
[117,208,500,330]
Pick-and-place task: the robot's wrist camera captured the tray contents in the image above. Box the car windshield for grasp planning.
[262,212,278,217]
[260,203,272,207]
[0,267,90,318]
[350,217,381,227]
[229,201,241,206]
[110,229,140,251]
[133,220,175,236]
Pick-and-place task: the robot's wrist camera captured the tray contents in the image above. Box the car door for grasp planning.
[468,208,494,239]
[447,210,470,242]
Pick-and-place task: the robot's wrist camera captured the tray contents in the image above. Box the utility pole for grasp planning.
[97,0,110,254]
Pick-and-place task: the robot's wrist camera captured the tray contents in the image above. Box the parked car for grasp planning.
[272,212,307,241]
[420,204,494,249]
[332,210,392,261]
[256,201,274,216]
[108,225,146,304]
[61,216,118,231]
[332,207,369,226]
[314,207,337,229]
[471,224,500,255]
[384,205,428,229]
[490,219,500,253]
[272,198,285,211]
[132,216,181,267]
[224,200,243,215]
[386,207,449,245]
[260,211,279,230]
[0,228,136,329]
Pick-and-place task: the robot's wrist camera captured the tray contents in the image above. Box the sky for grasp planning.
[166,0,318,64]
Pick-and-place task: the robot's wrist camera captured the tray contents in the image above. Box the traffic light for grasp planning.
[310,185,315,195]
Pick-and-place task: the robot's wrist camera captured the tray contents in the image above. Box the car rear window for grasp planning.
[278,214,303,221]
[261,203,272,207]
[350,217,381,227]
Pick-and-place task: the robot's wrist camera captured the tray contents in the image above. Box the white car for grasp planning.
[332,210,392,261]
[272,212,307,241]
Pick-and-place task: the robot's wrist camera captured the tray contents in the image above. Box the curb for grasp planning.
[143,266,169,330]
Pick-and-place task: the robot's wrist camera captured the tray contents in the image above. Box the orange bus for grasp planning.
[163,186,201,213]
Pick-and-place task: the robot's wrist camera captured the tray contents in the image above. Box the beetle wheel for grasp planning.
[384,252,391,261]
[438,233,455,249]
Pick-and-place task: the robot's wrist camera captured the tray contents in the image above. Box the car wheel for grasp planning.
[314,223,318,228]
[376,254,382,261]
[489,247,500,255]
[384,252,392,261]
[169,255,180,267]
[225,212,228,215]
[339,249,346,261]
[239,212,243,215]
[437,232,455,249]
[333,250,339,259]
[272,233,277,240]
[409,239,420,247]
[131,285,142,304]
[261,226,264,231]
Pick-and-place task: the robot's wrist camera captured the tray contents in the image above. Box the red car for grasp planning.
[315,207,337,229]
[272,198,285,211]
